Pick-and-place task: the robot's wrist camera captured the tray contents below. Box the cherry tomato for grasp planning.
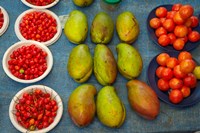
[163,18,175,32]
[172,3,182,11]
[173,65,187,79]
[156,66,165,78]
[173,38,185,51]
[155,27,167,37]
[166,11,176,19]
[174,25,188,38]
[181,86,191,98]
[178,51,192,62]
[169,89,183,104]
[183,73,197,88]
[180,59,196,74]
[155,7,168,18]
[184,18,192,27]
[166,57,179,69]
[169,77,183,90]
[149,17,161,29]
[190,16,199,28]
[160,17,166,25]
[179,5,194,19]
[173,12,186,25]
[158,34,171,46]
[188,31,200,42]
[161,67,173,80]
[157,78,170,91]
[156,53,170,66]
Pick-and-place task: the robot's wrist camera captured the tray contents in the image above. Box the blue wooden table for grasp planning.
[0,0,200,132]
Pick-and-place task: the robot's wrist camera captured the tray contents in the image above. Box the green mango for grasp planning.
[64,10,88,44]
[116,11,140,44]
[94,44,117,85]
[90,12,114,44]
[116,43,143,79]
[68,84,97,127]
[67,44,93,83]
[126,80,160,120]
[73,0,93,7]
[97,86,126,128]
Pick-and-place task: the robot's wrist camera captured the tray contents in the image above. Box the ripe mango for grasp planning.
[73,0,93,7]
[126,80,160,120]
[64,10,88,44]
[116,11,140,43]
[94,44,117,85]
[68,84,97,127]
[90,12,114,44]
[97,86,126,128]
[116,43,143,79]
[67,44,93,83]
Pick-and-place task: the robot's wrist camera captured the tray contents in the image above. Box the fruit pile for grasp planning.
[149,3,200,50]
[15,89,58,131]
[156,51,197,104]
[25,0,55,6]
[0,8,4,29]
[8,44,48,80]
[19,11,57,42]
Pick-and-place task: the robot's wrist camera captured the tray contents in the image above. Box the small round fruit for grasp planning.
[188,31,200,42]
[190,16,199,28]
[173,38,185,51]
[149,17,161,29]
[180,59,196,74]
[173,12,185,25]
[181,86,191,98]
[168,33,176,44]
[161,67,173,80]
[155,7,167,18]
[172,3,182,11]
[169,89,183,104]
[156,66,165,78]
[173,65,187,79]
[178,51,192,62]
[163,19,175,32]
[179,5,194,19]
[174,25,188,38]
[156,53,170,66]
[166,11,176,19]
[193,66,200,79]
[169,78,184,90]
[166,57,179,69]
[183,73,197,88]
[155,27,167,37]
[157,78,170,91]
[158,34,171,46]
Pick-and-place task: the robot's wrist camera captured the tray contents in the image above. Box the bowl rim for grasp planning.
[0,6,9,36]
[2,40,53,83]
[9,85,63,133]
[14,9,62,46]
[21,0,60,9]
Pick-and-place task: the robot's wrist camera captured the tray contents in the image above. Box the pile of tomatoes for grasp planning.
[26,0,55,6]
[0,8,4,29]
[156,51,197,104]
[15,89,58,131]
[149,3,200,50]
[19,11,57,42]
[8,44,48,80]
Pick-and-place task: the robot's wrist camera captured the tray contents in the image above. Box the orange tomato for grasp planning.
[169,77,184,90]
[181,86,191,98]
[166,57,179,69]
[173,38,185,50]
[178,51,192,62]
[179,5,194,19]
[180,59,196,74]
[155,7,168,18]
[169,89,183,104]
[156,53,170,66]
[188,31,200,42]
[158,34,171,46]
[174,25,188,38]
[149,17,161,29]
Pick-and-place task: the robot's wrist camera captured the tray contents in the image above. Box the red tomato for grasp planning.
[173,38,185,51]
[157,78,170,91]
[173,65,187,79]
[184,18,192,27]
[155,27,167,37]
[167,33,176,44]
[169,78,183,90]
[161,67,173,80]
[166,11,176,19]
[188,27,192,34]
[160,18,166,25]
[178,51,192,62]
[179,5,194,19]
[169,89,183,104]
[180,36,188,43]
[172,3,182,11]
[156,66,165,78]
[190,16,199,28]
[163,19,175,32]
[180,59,196,74]
[188,31,200,42]
[173,12,186,25]
[150,17,161,29]
[181,86,191,98]
[155,7,168,18]
[184,73,197,88]
[166,57,179,69]
[156,53,170,66]
[158,34,171,46]
[174,25,188,38]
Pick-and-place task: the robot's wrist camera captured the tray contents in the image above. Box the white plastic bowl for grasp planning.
[2,40,53,83]
[21,0,59,9]
[0,6,9,36]
[15,9,62,46]
[9,85,63,133]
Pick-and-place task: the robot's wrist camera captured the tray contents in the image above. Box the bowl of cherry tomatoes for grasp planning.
[147,4,200,51]
[0,6,9,36]
[9,85,63,132]
[2,40,53,84]
[15,9,62,46]
[147,51,200,108]
[21,0,59,9]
